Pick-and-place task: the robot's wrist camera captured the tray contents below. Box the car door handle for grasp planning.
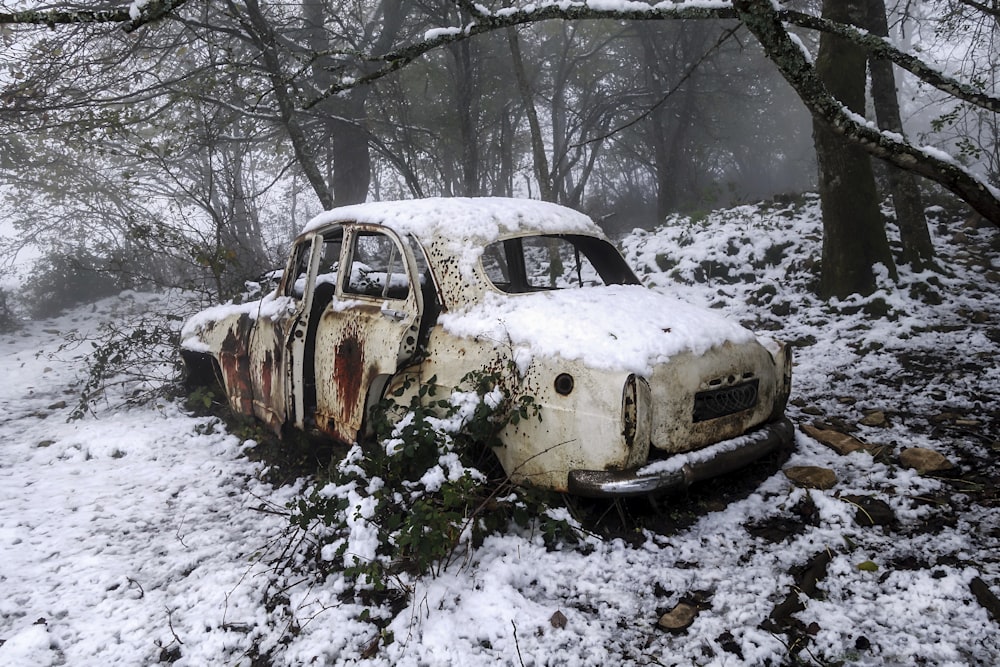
[380,307,407,321]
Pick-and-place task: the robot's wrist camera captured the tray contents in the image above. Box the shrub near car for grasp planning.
[181,198,793,496]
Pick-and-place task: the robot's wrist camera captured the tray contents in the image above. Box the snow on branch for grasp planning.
[299,0,1000,223]
[5,0,997,222]
[0,0,190,32]
[781,8,1000,114]
[733,0,1000,224]
[956,0,1000,21]
[306,0,997,115]
[304,0,738,106]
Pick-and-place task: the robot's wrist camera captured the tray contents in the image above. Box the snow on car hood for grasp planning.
[438,284,757,376]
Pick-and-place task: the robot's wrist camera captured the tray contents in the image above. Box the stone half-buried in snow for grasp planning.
[859,410,890,427]
[899,447,955,474]
[784,465,838,490]
[801,423,888,459]
[801,424,865,455]
[657,602,699,633]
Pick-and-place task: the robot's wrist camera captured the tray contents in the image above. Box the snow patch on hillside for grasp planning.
[2,197,998,666]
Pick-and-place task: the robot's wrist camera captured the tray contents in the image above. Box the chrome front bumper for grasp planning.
[567,417,794,497]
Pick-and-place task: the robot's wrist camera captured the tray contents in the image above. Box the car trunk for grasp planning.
[647,340,781,454]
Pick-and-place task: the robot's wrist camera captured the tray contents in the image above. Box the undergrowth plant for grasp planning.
[288,362,579,601]
[63,314,184,419]
[0,288,18,333]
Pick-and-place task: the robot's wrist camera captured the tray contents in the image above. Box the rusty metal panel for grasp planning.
[313,309,373,442]
[647,342,780,453]
[216,316,255,417]
[243,306,297,432]
[310,225,424,443]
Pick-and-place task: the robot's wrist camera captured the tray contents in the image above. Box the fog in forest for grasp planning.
[0,0,995,315]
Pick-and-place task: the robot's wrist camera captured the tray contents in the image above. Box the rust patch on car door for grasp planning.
[332,333,365,435]
[255,346,282,431]
[314,302,423,443]
[314,311,381,443]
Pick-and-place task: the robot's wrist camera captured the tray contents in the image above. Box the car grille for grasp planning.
[693,379,759,423]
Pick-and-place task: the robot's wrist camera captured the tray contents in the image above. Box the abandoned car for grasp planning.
[181,198,793,496]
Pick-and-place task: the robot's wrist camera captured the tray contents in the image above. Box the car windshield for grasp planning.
[481,234,640,293]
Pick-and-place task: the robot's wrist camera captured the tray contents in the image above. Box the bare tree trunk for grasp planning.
[225,151,267,273]
[242,0,333,209]
[507,27,554,202]
[637,24,700,221]
[735,0,1000,226]
[866,0,935,270]
[655,93,695,219]
[495,107,515,197]
[813,0,897,299]
[449,38,481,196]
[549,27,571,204]
[303,0,370,207]
[637,27,676,220]
[301,0,407,207]
[330,92,372,206]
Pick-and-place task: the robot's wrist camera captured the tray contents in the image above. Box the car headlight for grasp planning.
[623,374,652,449]
[770,342,793,420]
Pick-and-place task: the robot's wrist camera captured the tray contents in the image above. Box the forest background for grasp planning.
[1,4,999,663]
[0,0,998,316]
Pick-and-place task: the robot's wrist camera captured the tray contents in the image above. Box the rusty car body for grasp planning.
[181,198,793,496]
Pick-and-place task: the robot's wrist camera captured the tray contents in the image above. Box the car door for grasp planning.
[311,224,424,443]
[247,234,318,431]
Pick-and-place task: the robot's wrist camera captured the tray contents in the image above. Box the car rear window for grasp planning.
[481,234,640,293]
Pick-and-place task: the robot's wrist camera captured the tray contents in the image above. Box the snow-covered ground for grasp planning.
[1,196,998,666]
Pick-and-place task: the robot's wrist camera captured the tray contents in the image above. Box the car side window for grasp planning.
[481,244,510,289]
[523,236,602,289]
[343,231,410,300]
[310,229,343,311]
[283,241,312,300]
[316,230,343,289]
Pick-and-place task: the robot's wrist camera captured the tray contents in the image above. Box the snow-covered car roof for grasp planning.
[299,197,604,247]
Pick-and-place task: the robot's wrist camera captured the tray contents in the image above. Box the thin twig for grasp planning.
[166,608,185,645]
[572,25,741,148]
[511,620,526,667]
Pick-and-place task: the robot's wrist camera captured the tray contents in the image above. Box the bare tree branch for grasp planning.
[733,0,1000,224]
[9,2,995,115]
[575,26,741,148]
[0,0,192,32]
[301,2,999,117]
[299,0,1000,223]
[782,8,1000,113]
[956,0,1000,21]
[5,0,998,222]
[304,3,739,107]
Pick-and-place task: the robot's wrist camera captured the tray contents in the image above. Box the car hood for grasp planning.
[438,284,758,376]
